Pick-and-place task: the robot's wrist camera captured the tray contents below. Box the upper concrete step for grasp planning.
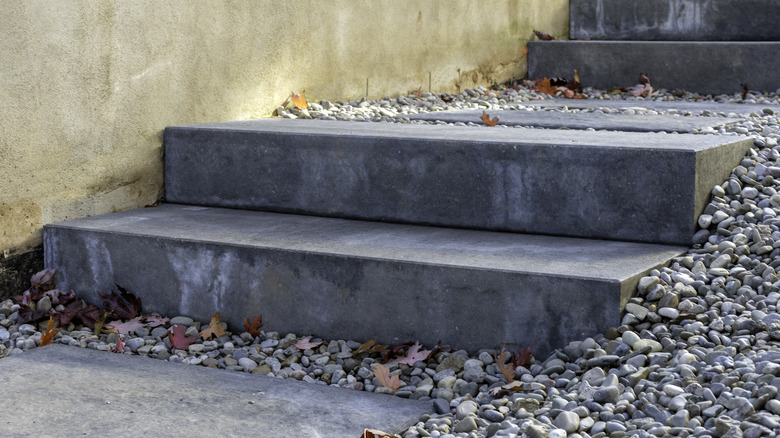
[519,98,780,117]
[570,0,780,41]
[164,119,751,245]
[528,41,780,95]
[43,204,686,357]
[406,108,738,132]
[0,345,430,436]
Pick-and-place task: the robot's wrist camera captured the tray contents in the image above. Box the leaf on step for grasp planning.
[144,314,170,328]
[199,312,226,340]
[105,316,145,335]
[98,284,141,320]
[392,342,433,366]
[40,316,61,346]
[373,364,401,391]
[112,334,125,353]
[353,339,388,357]
[533,29,555,40]
[480,110,499,127]
[290,90,308,109]
[361,429,399,438]
[243,315,263,337]
[168,324,198,350]
[295,336,323,350]
[494,344,516,382]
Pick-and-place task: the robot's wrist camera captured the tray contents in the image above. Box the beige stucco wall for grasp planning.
[0,0,568,258]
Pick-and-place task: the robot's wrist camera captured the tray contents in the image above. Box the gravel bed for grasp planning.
[4,83,780,437]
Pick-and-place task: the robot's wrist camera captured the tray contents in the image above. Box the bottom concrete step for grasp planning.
[44,204,685,356]
[0,345,430,436]
[528,41,780,95]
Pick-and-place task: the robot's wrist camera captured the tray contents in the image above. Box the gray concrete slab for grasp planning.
[406,109,738,132]
[570,0,780,41]
[528,41,780,95]
[44,204,686,356]
[0,344,430,437]
[520,98,780,116]
[164,119,752,244]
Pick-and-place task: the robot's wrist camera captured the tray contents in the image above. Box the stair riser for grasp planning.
[571,0,780,41]
[528,41,780,95]
[165,121,751,245]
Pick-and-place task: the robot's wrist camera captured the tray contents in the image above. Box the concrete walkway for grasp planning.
[0,345,431,437]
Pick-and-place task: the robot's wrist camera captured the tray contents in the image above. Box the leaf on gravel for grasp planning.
[513,346,533,368]
[480,110,499,126]
[628,73,656,97]
[243,315,263,337]
[295,336,323,350]
[98,284,141,320]
[536,78,558,96]
[30,269,57,291]
[361,429,399,438]
[144,314,170,328]
[373,364,401,391]
[106,316,145,335]
[77,303,103,330]
[40,316,61,346]
[92,311,109,335]
[533,29,555,40]
[495,345,516,382]
[393,342,432,366]
[353,339,388,357]
[290,90,308,109]
[168,324,198,350]
[488,380,524,396]
[16,306,49,324]
[199,312,226,340]
[112,335,125,353]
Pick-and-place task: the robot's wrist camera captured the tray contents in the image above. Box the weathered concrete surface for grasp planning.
[0,246,42,300]
[407,108,738,132]
[44,204,686,356]
[165,119,752,244]
[528,41,780,95]
[521,98,780,116]
[0,345,430,437]
[570,0,780,41]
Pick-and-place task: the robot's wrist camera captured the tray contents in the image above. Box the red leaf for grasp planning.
[513,346,533,368]
[533,30,555,40]
[30,269,56,291]
[98,284,141,320]
[243,315,263,337]
[143,314,169,328]
[168,324,198,350]
[112,335,125,353]
[295,336,323,350]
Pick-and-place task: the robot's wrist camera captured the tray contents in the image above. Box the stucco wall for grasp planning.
[0,0,567,289]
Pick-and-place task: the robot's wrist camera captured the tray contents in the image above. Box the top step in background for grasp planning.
[570,0,780,41]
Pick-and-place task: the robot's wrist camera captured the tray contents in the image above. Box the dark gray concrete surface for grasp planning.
[0,344,430,437]
[164,119,751,244]
[528,41,780,95]
[570,0,780,41]
[521,98,780,116]
[406,109,737,132]
[44,204,685,356]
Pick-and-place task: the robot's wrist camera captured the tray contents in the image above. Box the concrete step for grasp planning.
[0,345,430,436]
[528,41,780,95]
[518,98,780,116]
[406,108,738,132]
[43,204,686,357]
[164,119,751,245]
[570,0,780,41]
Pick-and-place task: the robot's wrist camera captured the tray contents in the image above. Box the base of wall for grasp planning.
[0,246,43,299]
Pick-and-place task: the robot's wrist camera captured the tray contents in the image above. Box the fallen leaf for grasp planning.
[373,364,401,391]
[243,315,263,337]
[40,316,61,346]
[536,78,558,96]
[361,429,399,438]
[489,380,524,396]
[199,312,227,340]
[98,284,141,320]
[112,334,125,353]
[295,336,323,350]
[92,311,109,335]
[741,83,750,100]
[30,269,56,292]
[639,72,651,85]
[494,345,516,382]
[513,346,533,368]
[105,316,145,335]
[572,69,582,92]
[393,342,432,366]
[353,339,388,357]
[628,73,655,97]
[16,306,49,324]
[168,324,198,350]
[480,110,499,127]
[533,30,555,40]
[144,314,170,328]
[290,90,308,110]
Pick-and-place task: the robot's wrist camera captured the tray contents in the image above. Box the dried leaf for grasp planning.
[92,311,109,335]
[16,306,49,324]
[494,345,516,382]
[353,339,388,357]
[639,72,651,85]
[480,110,499,127]
[373,364,401,391]
[290,90,308,110]
[168,324,198,350]
[533,30,555,40]
[393,342,433,366]
[30,269,56,292]
[106,316,145,335]
[361,429,399,438]
[112,335,125,353]
[144,314,170,328]
[536,78,558,96]
[572,69,582,92]
[243,315,263,337]
[489,380,524,396]
[98,284,141,320]
[741,83,750,100]
[40,316,61,346]
[199,312,227,340]
[513,346,533,368]
[295,336,323,350]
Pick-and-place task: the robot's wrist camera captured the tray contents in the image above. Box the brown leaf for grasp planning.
[480,111,499,127]
[489,380,524,396]
[168,324,198,350]
[353,339,388,357]
[40,316,61,346]
[199,312,227,340]
[30,269,56,292]
[513,346,533,368]
[373,364,401,391]
[290,90,308,110]
[105,316,145,335]
[243,315,263,337]
[144,314,170,328]
[361,429,399,438]
[494,345,516,382]
[112,334,125,353]
[393,342,432,366]
[536,78,558,96]
[295,336,323,350]
[16,306,49,324]
[533,30,555,40]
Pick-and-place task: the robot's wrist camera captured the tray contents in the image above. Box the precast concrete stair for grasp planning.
[528,0,780,95]
[44,116,751,358]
